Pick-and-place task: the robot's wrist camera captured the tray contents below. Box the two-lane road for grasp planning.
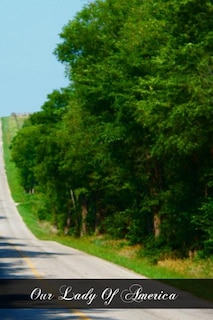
[0,119,212,319]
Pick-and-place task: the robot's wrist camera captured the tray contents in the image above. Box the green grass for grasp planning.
[1,116,28,203]
[1,115,213,302]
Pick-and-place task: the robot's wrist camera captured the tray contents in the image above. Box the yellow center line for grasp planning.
[72,309,92,320]
[14,244,42,279]
[10,241,92,320]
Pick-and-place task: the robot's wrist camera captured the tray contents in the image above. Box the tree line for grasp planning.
[11,0,213,258]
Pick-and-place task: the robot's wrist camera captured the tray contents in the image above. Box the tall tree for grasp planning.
[11,0,213,255]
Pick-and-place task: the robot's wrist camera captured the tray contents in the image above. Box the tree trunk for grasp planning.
[95,211,101,235]
[94,194,105,235]
[81,199,87,236]
[153,207,161,237]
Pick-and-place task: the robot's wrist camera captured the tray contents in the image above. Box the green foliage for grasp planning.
[11,125,40,192]
[137,236,170,265]
[104,210,130,239]
[192,198,213,256]
[10,0,213,258]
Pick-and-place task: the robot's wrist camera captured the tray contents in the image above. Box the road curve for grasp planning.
[0,119,212,320]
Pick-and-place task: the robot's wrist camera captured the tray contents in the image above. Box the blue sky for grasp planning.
[0,0,89,117]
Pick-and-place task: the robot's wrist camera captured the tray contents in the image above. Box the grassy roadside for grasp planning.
[1,115,28,203]
[1,115,213,302]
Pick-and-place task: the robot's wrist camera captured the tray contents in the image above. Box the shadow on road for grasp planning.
[0,308,122,320]
[0,236,121,319]
[0,236,71,279]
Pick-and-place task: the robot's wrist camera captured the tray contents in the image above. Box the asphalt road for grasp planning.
[0,120,212,320]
